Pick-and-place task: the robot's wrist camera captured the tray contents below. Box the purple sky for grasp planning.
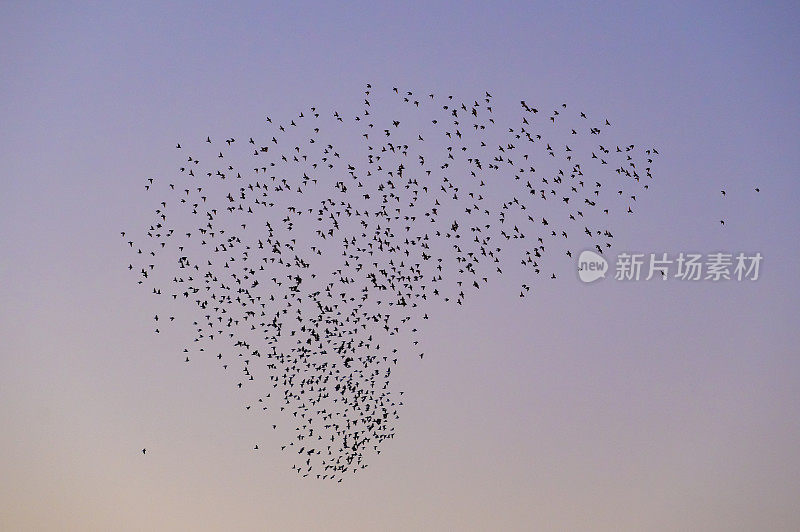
[1,1,799,530]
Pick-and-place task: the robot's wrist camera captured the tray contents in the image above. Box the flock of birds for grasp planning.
[126,85,662,480]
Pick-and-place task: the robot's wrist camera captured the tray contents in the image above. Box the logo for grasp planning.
[577,250,608,283]
[576,251,762,283]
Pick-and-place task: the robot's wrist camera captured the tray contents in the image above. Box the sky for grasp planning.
[1,1,799,530]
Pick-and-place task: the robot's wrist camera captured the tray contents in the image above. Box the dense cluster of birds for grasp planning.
[125,85,661,480]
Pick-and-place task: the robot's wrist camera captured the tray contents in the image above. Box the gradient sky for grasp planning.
[1,1,799,531]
